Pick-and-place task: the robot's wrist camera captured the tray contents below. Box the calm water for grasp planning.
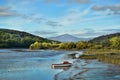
[0,49,72,80]
[0,49,120,80]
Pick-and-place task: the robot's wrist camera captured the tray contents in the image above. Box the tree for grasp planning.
[51,42,59,48]
[91,44,102,49]
[29,44,34,49]
[29,41,41,50]
[76,41,88,49]
[42,42,51,49]
[58,43,67,49]
[100,40,110,48]
[67,42,76,49]
[110,37,120,49]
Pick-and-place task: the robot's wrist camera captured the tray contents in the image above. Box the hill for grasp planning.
[89,33,120,43]
[0,29,55,48]
[48,34,90,42]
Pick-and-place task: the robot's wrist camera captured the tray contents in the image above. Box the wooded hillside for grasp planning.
[0,29,55,48]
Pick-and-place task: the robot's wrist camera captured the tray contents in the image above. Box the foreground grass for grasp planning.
[80,49,120,65]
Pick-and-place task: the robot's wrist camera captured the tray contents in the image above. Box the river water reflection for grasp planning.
[0,49,120,80]
[0,49,71,80]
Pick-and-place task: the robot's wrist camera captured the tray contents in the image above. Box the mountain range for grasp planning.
[48,34,91,42]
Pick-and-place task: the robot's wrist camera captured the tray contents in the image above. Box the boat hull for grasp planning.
[51,64,71,69]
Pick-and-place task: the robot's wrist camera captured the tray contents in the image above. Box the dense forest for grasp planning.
[30,33,120,50]
[0,29,56,48]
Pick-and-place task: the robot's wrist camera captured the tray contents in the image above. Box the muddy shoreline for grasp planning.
[54,59,120,80]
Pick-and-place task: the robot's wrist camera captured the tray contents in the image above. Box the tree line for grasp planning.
[0,29,120,50]
[29,36,120,50]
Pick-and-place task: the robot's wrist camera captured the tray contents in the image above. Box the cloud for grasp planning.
[3,0,90,27]
[0,6,45,25]
[20,14,46,24]
[0,6,60,27]
[43,0,90,4]
[20,14,64,27]
[67,0,90,4]
[92,4,120,15]
[46,20,63,27]
[73,28,120,38]
[59,7,90,26]
[43,0,59,4]
[34,30,57,35]
[74,29,103,37]
[0,6,18,17]
[6,0,36,5]
[103,28,120,32]
[44,7,90,27]
[0,6,10,11]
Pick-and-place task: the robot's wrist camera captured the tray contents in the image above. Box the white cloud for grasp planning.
[0,6,18,17]
[58,7,90,26]
[92,4,120,15]
[70,27,120,38]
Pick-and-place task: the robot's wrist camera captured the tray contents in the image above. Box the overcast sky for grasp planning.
[0,0,120,38]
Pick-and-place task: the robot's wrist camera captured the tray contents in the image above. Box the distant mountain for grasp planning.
[89,33,120,43]
[48,34,90,42]
[0,29,55,48]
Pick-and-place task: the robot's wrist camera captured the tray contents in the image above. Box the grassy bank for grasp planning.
[80,49,120,65]
[83,49,120,54]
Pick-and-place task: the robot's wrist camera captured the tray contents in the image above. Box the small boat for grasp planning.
[51,61,72,69]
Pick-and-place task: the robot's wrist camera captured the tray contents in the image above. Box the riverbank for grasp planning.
[80,49,120,65]
[83,49,120,54]
[54,49,120,79]
[55,59,120,80]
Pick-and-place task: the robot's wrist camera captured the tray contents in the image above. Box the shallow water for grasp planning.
[0,49,120,80]
[0,49,73,80]
[55,59,120,80]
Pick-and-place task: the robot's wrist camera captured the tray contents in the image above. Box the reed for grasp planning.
[81,49,120,65]
[79,54,97,59]
[97,54,120,65]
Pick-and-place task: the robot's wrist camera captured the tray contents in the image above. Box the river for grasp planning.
[0,49,120,80]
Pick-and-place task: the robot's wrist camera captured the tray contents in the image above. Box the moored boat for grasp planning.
[51,61,72,69]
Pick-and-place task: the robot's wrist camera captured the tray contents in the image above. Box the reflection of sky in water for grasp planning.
[55,59,120,80]
[79,60,120,80]
[1,68,62,80]
[0,49,69,80]
[0,49,120,80]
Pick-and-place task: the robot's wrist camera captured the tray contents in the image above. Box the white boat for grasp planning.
[51,61,72,69]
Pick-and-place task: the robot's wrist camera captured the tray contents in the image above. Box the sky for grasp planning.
[0,0,120,38]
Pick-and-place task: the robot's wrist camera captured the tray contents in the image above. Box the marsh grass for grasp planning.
[81,49,120,65]
[79,54,97,59]
[83,49,120,54]
[97,54,120,65]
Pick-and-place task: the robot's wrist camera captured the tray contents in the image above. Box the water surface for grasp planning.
[0,49,120,80]
[0,49,72,80]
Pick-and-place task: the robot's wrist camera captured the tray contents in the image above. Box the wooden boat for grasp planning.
[51,61,72,69]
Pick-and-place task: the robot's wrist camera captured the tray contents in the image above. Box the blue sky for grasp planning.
[0,0,120,38]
